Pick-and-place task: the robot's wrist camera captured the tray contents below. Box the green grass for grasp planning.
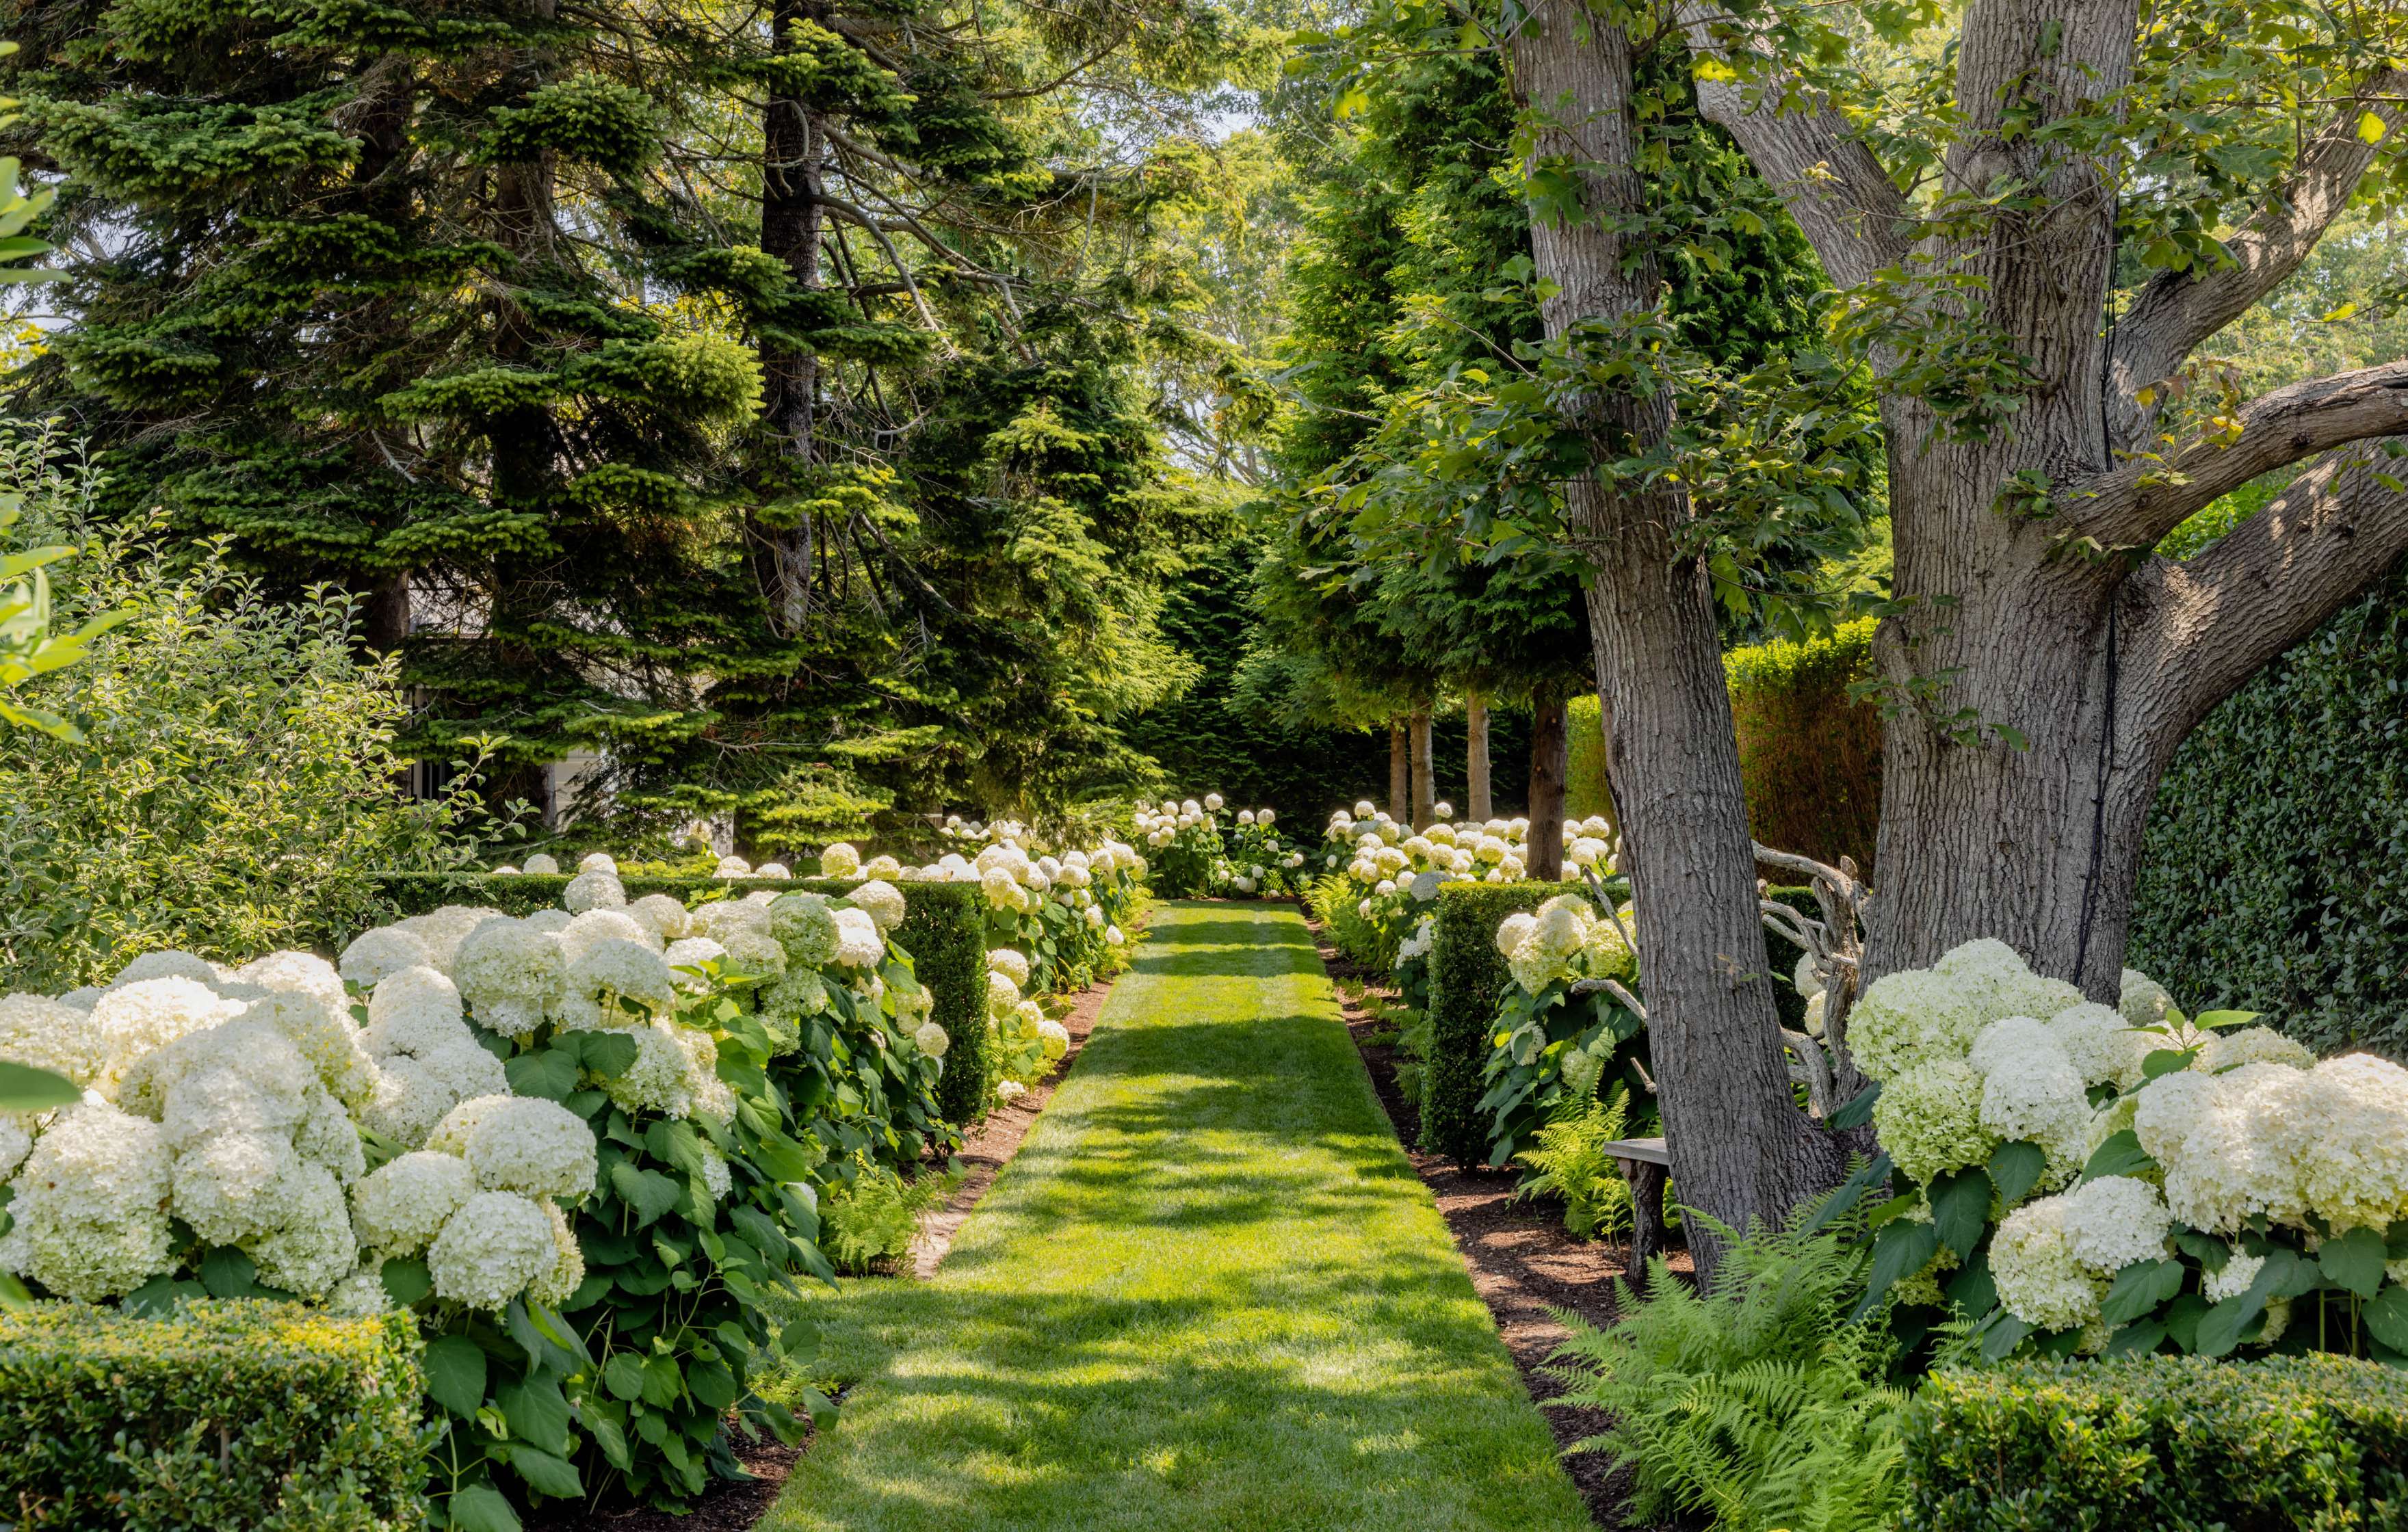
[759,900,1591,1531]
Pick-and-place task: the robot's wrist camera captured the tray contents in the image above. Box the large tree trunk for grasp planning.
[1525,692,1567,881]
[1513,5,1843,1265]
[1466,690,1492,820]
[1409,706,1435,830]
[1388,719,1410,822]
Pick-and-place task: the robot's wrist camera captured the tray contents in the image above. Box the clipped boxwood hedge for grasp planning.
[2130,564,2408,1061]
[368,873,993,1124]
[1903,1353,2408,1531]
[1423,882,1553,1165]
[0,1299,426,1530]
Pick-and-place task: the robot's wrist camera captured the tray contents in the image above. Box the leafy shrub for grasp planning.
[820,1157,955,1274]
[0,1299,427,1531]
[1548,1206,1910,1532]
[1516,1087,1635,1240]
[2132,560,2408,1061]
[0,479,499,990]
[1480,885,1645,1165]
[1422,881,1552,1164]
[1566,620,1883,876]
[1903,1353,2408,1531]
[1307,873,1392,968]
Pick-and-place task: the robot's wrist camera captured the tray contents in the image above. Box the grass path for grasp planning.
[761,900,1591,1532]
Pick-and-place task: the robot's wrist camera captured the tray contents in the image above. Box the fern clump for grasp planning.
[822,1159,955,1274]
[1515,1086,1634,1241]
[1547,1204,1910,1532]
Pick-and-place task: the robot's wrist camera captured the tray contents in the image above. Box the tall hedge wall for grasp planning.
[1903,1353,2408,1531]
[1422,882,1552,1165]
[368,873,993,1122]
[1567,620,1883,872]
[0,1299,426,1531]
[2130,565,2408,1061]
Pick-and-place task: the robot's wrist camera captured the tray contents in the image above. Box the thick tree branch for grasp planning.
[1671,0,1912,289]
[2065,360,2408,547]
[2109,71,2408,443]
[2123,439,2408,735]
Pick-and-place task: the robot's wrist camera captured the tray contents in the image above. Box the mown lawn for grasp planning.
[758,899,1589,1532]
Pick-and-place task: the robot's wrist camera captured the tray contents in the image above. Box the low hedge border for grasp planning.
[368,873,993,1124]
[1903,1353,2408,1531]
[1422,882,1818,1165]
[0,1299,426,1531]
[1423,882,1554,1165]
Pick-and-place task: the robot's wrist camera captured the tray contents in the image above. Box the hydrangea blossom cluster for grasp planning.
[1859,936,2408,1353]
[1494,894,1636,998]
[348,1094,594,1310]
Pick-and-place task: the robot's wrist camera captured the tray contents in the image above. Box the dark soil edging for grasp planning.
[1308,917,1689,1532]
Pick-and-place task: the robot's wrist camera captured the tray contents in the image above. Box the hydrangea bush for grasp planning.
[0,854,955,1525]
[1841,939,2408,1367]
[1478,886,1647,1165]
[1311,800,1619,972]
[1132,795,1307,897]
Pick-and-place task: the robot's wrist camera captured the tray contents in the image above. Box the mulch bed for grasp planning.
[1307,914,1691,1532]
[530,1437,807,1532]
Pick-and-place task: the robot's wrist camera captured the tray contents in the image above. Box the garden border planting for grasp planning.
[1423,882,1565,1165]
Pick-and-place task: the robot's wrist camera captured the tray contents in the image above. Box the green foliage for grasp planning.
[1478,908,1646,1165]
[1306,872,1396,970]
[0,1299,427,1530]
[0,473,503,991]
[2130,557,2408,1061]
[1515,1086,1634,1241]
[1547,1207,1909,1532]
[820,1158,954,1275]
[1421,881,1551,1165]
[1567,620,1884,877]
[1902,1354,2408,1531]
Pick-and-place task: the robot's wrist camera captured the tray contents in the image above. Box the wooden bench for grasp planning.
[1599,1137,1671,1283]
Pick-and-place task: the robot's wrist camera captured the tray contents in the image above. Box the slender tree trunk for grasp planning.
[1513,3,1844,1264]
[1409,706,1435,830]
[359,572,412,653]
[1466,691,1492,820]
[757,0,826,633]
[1526,692,1568,880]
[1388,719,1410,823]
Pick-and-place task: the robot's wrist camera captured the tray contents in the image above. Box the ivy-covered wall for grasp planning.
[2129,564,2408,1061]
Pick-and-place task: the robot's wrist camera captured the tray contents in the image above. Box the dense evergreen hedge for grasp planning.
[0,1300,426,1530]
[2130,566,2408,1061]
[368,873,994,1122]
[1903,1354,2408,1531]
[1568,622,1882,873]
[1422,882,1552,1165]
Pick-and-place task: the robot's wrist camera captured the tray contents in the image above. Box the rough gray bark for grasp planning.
[759,0,827,634]
[1513,1,1844,1260]
[1388,719,1410,823]
[1466,691,1492,821]
[1409,706,1436,829]
[1674,0,2408,994]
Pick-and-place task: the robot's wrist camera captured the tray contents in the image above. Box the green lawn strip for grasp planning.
[758,899,1591,1532]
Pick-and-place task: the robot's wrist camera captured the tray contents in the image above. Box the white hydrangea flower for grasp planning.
[624,894,693,944]
[1976,1032,2091,1171]
[561,869,627,915]
[239,990,380,1110]
[365,966,466,1053]
[293,1085,366,1183]
[426,1094,515,1157]
[1933,939,2085,1026]
[1872,1059,1996,1185]
[913,1020,951,1059]
[1969,1016,2056,1078]
[2057,1175,2171,1273]
[714,855,752,878]
[172,1131,300,1245]
[0,1102,176,1301]
[339,927,434,990]
[2119,968,2176,1029]
[460,1097,597,1200]
[765,894,837,966]
[90,977,244,1097]
[663,936,729,992]
[395,907,502,977]
[850,881,906,933]
[987,949,1031,988]
[2203,1248,2264,1303]
[2291,1053,2408,1233]
[561,938,675,1027]
[755,862,791,880]
[427,1191,558,1309]
[718,927,787,983]
[2159,1061,2311,1232]
[2198,1026,2315,1075]
[1791,953,1824,999]
[330,1264,396,1317]
[452,920,566,1040]
[1847,970,1986,1082]
[577,853,618,875]
[831,908,885,969]
[1037,1018,1071,1060]
[523,853,561,875]
[245,1159,356,1296]
[2047,1003,2147,1089]
[231,951,348,1018]
[529,1200,586,1306]
[1494,912,1539,959]
[1990,1196,2103,1332]
[107,950,220,990]
[0,992,106,1087]
[559,909,657,965]
[995,1079,1028,1104]
[2132,1068,2215,1163]
[524,909,572,934]
[820,843,863,879]
[600,1023,706,1118]
[1106,925,1125,947]
[759,966,830,1029]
